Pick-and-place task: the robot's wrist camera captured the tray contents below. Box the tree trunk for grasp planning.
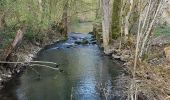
[2,28,24,61]
[111,0,121,39]
[61,0,68,37]
[139,0,163,57]
[101,0,110,52]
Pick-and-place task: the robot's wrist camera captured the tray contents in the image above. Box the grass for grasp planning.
[155,26,170,36]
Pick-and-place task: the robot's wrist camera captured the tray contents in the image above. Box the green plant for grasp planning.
[155,26,170,36]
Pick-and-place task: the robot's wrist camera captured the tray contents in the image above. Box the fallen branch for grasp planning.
[0,60,59,71]
[0,61,58,65]
[30,64,59,70]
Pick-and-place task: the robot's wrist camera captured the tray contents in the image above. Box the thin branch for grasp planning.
[139,0,163,57]
[140,0,152,38]
[131,0,142,99]
[30,64,59,70]
[0,61,58,65]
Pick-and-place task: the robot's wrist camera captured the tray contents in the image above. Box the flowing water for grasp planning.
[0,32,122,100]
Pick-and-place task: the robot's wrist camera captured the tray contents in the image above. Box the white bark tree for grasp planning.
[139,0,164,57]
[101,0,110,52]
[130,0,165,99]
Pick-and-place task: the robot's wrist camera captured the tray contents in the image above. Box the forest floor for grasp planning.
[0,28,65,89]
[108,33,170,100]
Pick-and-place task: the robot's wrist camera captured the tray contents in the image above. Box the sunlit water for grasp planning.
[0,33,122,100]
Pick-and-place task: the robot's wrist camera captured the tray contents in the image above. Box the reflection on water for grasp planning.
[0,33,121,100]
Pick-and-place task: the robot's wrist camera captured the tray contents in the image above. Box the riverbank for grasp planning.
[92,22,170,99]
[0,28,65,89]
[104,34,170,99]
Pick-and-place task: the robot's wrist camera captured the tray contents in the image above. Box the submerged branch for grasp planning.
[30,64,59,70]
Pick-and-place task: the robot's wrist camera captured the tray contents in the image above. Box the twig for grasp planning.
[30,64,59,70]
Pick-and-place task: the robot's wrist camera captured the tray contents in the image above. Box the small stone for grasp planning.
[120,55,130,62]
[112,54,121,59]
[28,54,34,58]
[35,42,40,46]
[81,39,89,44]
[2,74,11,78]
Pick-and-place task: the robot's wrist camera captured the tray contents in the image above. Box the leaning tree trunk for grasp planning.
[2,28,25,61]
[101,0,110,52]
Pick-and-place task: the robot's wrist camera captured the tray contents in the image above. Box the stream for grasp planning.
[0,32,122,100]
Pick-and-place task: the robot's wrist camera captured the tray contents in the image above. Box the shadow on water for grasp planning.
[0,32,123,100]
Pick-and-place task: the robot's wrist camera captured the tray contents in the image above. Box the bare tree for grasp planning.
[130,0,165,99]
[139,0,164,57]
